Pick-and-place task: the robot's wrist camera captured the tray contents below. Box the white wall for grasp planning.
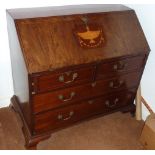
[0,1,155,120]
[126,4,155,120]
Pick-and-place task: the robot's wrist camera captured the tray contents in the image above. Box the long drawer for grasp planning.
[32,71,141,113]
[33,88,136,134]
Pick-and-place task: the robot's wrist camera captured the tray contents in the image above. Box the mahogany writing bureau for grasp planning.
[6,4,150,149]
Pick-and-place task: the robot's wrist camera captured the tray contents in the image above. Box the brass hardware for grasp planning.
[32,82,34,86]
[57,111,74,121]
[105,98,119,108]
[59,76,64,82]
[58,92,75,102]
[115,98,119,103]
[113,64,118,70]
[91,82,96,87]
[81,16,88,25]
[109,80,124,89]
[32,91,36,95]
[58,72,78,84]
[88,100,94,104]
[113,62,126,71]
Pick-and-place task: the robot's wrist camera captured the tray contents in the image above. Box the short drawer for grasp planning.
[32,71,141,114]
[34,89,136,134]
[32,66,95,93]
[97,55,145,79]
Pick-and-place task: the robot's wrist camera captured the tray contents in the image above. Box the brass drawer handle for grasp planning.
[59,72,78,84]
[88,100,94,104]
[57,111,74,121]
[109,80,124,89]
[91,82,96,87]
[113,62,127,71]
[105,98,119,108]
[58,92,75,102]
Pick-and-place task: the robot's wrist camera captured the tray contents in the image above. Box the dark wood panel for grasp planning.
[32,71,141,113]
[34,88,136,134]
[33,66,95,93]
[14,10,150,73]
[7,4,131,19]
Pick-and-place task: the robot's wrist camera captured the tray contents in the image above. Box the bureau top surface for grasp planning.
[7,4,131,19]
[7,5,150,73]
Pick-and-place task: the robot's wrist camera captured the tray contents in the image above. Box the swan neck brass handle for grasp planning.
[81,16,88,25]
[105,98,119,108]
[57,111,74,121]
[109,80,124,89]
[88,100,94,104]
[113,62,127,71]
[58,92,75,102]
[59,72,78,84]
[91,82,96,87]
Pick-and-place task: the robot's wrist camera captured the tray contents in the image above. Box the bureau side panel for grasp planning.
[6,12,32,128]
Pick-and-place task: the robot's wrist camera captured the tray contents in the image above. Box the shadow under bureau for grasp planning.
[6,4,150,149]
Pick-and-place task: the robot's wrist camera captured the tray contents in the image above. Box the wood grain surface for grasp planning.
[32,71,141,113]
[34,88,136,134]
[14,10,149,73]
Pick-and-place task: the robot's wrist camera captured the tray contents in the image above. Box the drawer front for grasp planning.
[97,55,145,79]
[34,89,136,134]
[32,66,95,93]
[32,71,141,114]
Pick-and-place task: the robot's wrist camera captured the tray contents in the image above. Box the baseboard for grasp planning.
[0,97,11,108]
